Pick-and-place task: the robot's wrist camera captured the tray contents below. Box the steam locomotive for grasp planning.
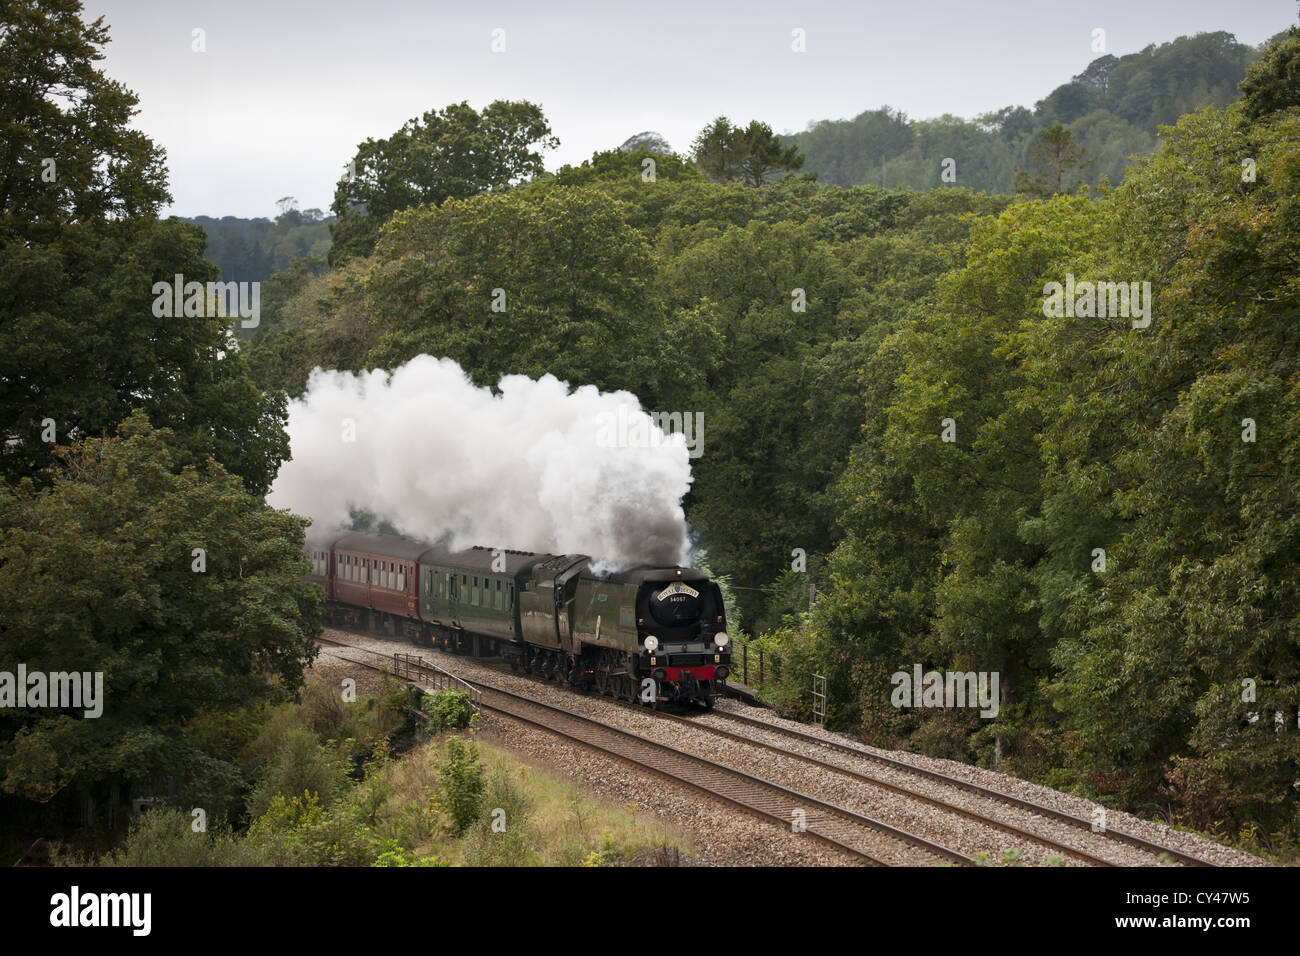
[304,532,731,708]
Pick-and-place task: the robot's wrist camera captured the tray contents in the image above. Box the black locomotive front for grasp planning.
[634,569,731,708]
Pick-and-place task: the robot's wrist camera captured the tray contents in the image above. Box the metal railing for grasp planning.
[393,653,482,712]
[736,641,781,687]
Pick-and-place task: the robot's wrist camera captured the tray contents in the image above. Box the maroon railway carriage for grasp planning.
[313,532,424,637]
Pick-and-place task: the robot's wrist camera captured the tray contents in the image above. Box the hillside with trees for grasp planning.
[790,31,1271,193]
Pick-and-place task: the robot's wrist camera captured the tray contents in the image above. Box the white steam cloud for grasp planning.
[268,355,693,570]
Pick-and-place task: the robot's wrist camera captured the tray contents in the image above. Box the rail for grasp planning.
[393,652,483,712]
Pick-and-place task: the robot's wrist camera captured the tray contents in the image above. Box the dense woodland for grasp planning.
[2,0,1299,860]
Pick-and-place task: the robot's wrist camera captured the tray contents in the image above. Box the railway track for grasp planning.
[312,634,971,866]
[313,630,1216,867]
[604,697,1118,866]
[467,641,1216,867]
[703,707,1219,868]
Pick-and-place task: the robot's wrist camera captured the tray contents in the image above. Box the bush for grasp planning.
[372,839,447,867]
[246,724,349,818]
[421,689,474,734]
[436,736,485,835]
[99,808,265,866]
[246,788,388,865]
[245,791,325,865]
[298,791,384,865]
[461,764,538,866]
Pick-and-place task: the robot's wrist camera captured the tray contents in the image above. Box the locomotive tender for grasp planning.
[305,532,732,708]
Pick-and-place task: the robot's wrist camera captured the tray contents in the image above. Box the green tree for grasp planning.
[328,100,558,265]
[1013,124,1094,196]
[1043,102,1300,823]
[691,117,804,186]
[1240,25,1300,119]
[0,412,321,805]
[0,0,289,495]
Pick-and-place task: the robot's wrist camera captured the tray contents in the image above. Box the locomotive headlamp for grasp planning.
[714,632,729,648]
[644,635,660,653]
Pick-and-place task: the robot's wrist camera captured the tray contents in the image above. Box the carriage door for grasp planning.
[554,567,582,653]
[447,572,460,624]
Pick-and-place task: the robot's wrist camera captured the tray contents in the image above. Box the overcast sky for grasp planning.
[81,0,1297,219]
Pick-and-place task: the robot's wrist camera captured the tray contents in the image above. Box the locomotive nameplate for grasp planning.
[656,582,699,600]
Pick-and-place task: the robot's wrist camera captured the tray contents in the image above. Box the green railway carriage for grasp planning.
[417,545,540,655]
